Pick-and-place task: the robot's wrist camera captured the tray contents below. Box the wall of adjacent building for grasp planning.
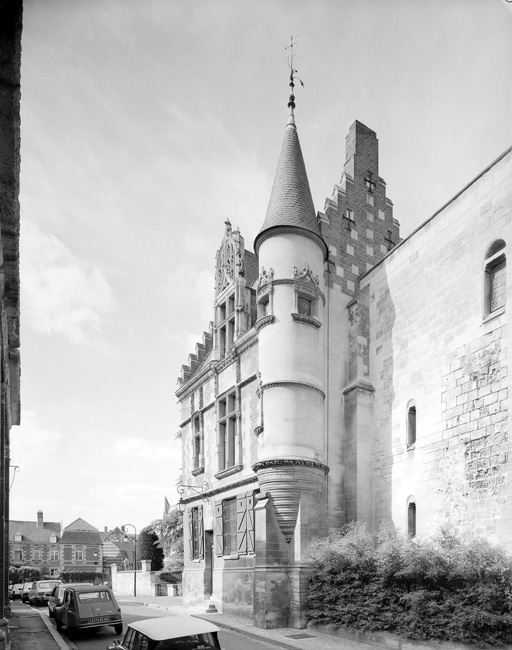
[363,148,511,548]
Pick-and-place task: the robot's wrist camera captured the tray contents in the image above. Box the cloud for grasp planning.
[21,220,116,347]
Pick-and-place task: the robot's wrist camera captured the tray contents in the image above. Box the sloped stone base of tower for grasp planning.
[252,462,328,629]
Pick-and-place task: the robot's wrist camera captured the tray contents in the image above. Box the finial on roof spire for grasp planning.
[285,35,304,120]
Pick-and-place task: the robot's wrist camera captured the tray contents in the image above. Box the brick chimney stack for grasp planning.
[37,510,43,528]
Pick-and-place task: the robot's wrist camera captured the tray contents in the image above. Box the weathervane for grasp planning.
[285,35,304,112]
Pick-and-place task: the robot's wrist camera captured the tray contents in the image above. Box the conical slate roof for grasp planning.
[255,112,324,255]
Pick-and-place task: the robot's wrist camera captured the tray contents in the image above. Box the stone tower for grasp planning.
[252,90,329,628]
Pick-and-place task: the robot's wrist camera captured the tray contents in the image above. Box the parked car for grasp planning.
[21,582,33,603]
[55,584,122,639]
[48,582,92,618]
[10,584,23,600]
[106,615,222,650]
[28,579,62,606]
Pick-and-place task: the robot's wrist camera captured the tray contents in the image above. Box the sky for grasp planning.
[11,0,512,535]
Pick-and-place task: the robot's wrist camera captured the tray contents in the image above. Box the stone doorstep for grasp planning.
[308,623,512,650]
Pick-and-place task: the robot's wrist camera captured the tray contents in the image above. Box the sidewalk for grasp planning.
[8,601,68,650]
[120,595,370,650]
[6,596,374,650]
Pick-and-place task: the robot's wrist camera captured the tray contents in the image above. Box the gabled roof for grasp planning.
[9,520,60,543]
[64,517,98,532]
[255,111,327,258]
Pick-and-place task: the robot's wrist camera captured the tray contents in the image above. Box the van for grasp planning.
[55,584,122,639]
[28,579,62,606]
[47,582,92,618]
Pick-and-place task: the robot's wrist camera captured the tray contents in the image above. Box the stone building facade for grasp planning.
[176,96,510,628]
[0,0,22,633]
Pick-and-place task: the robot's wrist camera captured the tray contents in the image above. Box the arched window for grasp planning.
[484,240,506,317]
[407,400,416,448]
[407,496,416,538]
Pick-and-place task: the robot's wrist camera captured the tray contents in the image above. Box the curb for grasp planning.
[23,606,73,650]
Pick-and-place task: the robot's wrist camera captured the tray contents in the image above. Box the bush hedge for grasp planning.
[306,524,512,646]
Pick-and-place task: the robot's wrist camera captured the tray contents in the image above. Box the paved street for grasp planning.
[43,602,282,650]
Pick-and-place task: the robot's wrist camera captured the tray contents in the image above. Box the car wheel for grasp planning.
[114,623,123,635]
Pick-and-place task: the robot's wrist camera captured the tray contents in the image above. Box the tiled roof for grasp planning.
[60,530,102,545]
[255,114,322,253]
[9,520,60,543]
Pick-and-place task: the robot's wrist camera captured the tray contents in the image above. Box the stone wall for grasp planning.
[365,148,511,547]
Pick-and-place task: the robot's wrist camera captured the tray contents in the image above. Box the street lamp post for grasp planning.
[122,524,137,597]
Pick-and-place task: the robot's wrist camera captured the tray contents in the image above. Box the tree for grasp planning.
[17,566,41,582]
[150,510,183,573]
[138,526,164,571]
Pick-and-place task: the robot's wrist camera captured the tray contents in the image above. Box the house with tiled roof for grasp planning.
[99,526,136,574]
[60,518,103,575]
[9,511,61,576]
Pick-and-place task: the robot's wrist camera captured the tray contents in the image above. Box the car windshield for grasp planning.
[153,632,219,650]
[78,591,111,603]
[38,582,54,589]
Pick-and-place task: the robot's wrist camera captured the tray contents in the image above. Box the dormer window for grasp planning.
[14,532,22,542]
[49,533,57,543]
[297,296,312,317]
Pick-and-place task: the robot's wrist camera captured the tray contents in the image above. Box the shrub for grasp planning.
[306,524,512,646]
[157,570,181,584]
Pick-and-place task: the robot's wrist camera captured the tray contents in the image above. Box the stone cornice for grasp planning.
[255,225,329,261]
[291,313,321,328]
[252,458,330,474]
[342,380,375,395]
[273,278,326,305]
[255,315,274,332]
[261,380,325,399]
[181,475,259,504]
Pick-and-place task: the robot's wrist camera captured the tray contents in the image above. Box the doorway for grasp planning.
[204,530,213,596]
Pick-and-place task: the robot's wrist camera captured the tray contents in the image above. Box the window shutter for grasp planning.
[246,492,255,554]
[198,505,204,559]
[236,495,247,553]
[187,509,194,560]
[214,501,224,557]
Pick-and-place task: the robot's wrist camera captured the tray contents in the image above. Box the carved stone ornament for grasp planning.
[293,263,319,286]
[215,219,244,295]
[257,266,274,290]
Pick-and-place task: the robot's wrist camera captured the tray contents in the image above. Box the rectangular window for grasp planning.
[50,547,59,561]
[14,549,22,561]
[218,392,237,471]
[75,547,84,561]
[218,293,236,357]
[192,414,202,470]
[33,548,41,561]
[215,492,255,557]
[188,505,204,560]
[366,194,374,206]
[297,296,312,316]
[222,498,237,555]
